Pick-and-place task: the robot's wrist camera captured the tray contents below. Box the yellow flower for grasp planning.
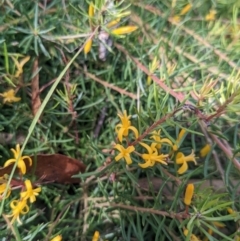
[20,179,41,203]
[4,144,32,175]
[11,55,30,78]
[50,235,62,241]
[115,110,139,143]
[184,183,194,205]
[205,9,216,21]
[0,89,21,104]
[176,150,196,174]
[7,199,29,224]
[151,130,173,149]
[84,39,93,55]
[173,129,186,151]
[111,26,138,35]
[107,18,121,28]
[172,15,181,23]
[183,229,201,241]
[0,175,11,199]
[114,144,135,165]
[88,2,94,18]
[0,183,11,199]
[92,231,100,241]
[180,4,192,15]
[200,144,211,157]
[138,142,168,168]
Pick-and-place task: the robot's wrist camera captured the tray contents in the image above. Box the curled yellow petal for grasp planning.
[111,26,138,35]
[138,160,153,168]
[200,144,211,157]
[50,235,62,241]
[92,231,100,241]
[184,183,194,205]
[107,18,121,28]
[177,161,187,174]
[84,39,92,55]
[180,4,192,15]
[177,129,186,142]
[88,2,94,18]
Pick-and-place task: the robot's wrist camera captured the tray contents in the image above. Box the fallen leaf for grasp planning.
[0,154,86,184]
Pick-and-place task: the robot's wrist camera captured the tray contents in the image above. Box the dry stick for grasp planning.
[115,43,240,172]
[211,135,240,171]
[93,106,107,138]
[129,108,182,147]
[44,203,72,241]
[206,92,238,122]
[111,203,188,220]
[84,71,138,99]
[180,26,240,72]
[115,43,187,103]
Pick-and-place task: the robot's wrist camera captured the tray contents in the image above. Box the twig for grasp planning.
[110,203,189,220]
[84,71,138,99]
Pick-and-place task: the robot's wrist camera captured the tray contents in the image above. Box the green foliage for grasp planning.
[0,0,240,240]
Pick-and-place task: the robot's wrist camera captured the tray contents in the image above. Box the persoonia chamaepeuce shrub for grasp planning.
[0,0,240,240]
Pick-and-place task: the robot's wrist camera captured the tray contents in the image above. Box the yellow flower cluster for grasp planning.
[84,2,138,55]
[1,144,41,224]
[114,111,201,174]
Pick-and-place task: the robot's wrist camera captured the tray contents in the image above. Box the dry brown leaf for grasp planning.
[0,154,86,184]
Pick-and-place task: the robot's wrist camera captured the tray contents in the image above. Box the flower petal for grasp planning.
[177,161,188,174]
[138,160,152,168]
[22,156,32,166]
[128,126,139,139]
[176,152,184,164]
[18,160,26,174]
[115,153,123,162]
[184,183,194,205]
[117,127,125,143]
[200,144,211,157]
[4,159,16,167]
[111,26,138,35]
[114,144,124,152]
[124,155,132,165]
[140,142,153,154]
